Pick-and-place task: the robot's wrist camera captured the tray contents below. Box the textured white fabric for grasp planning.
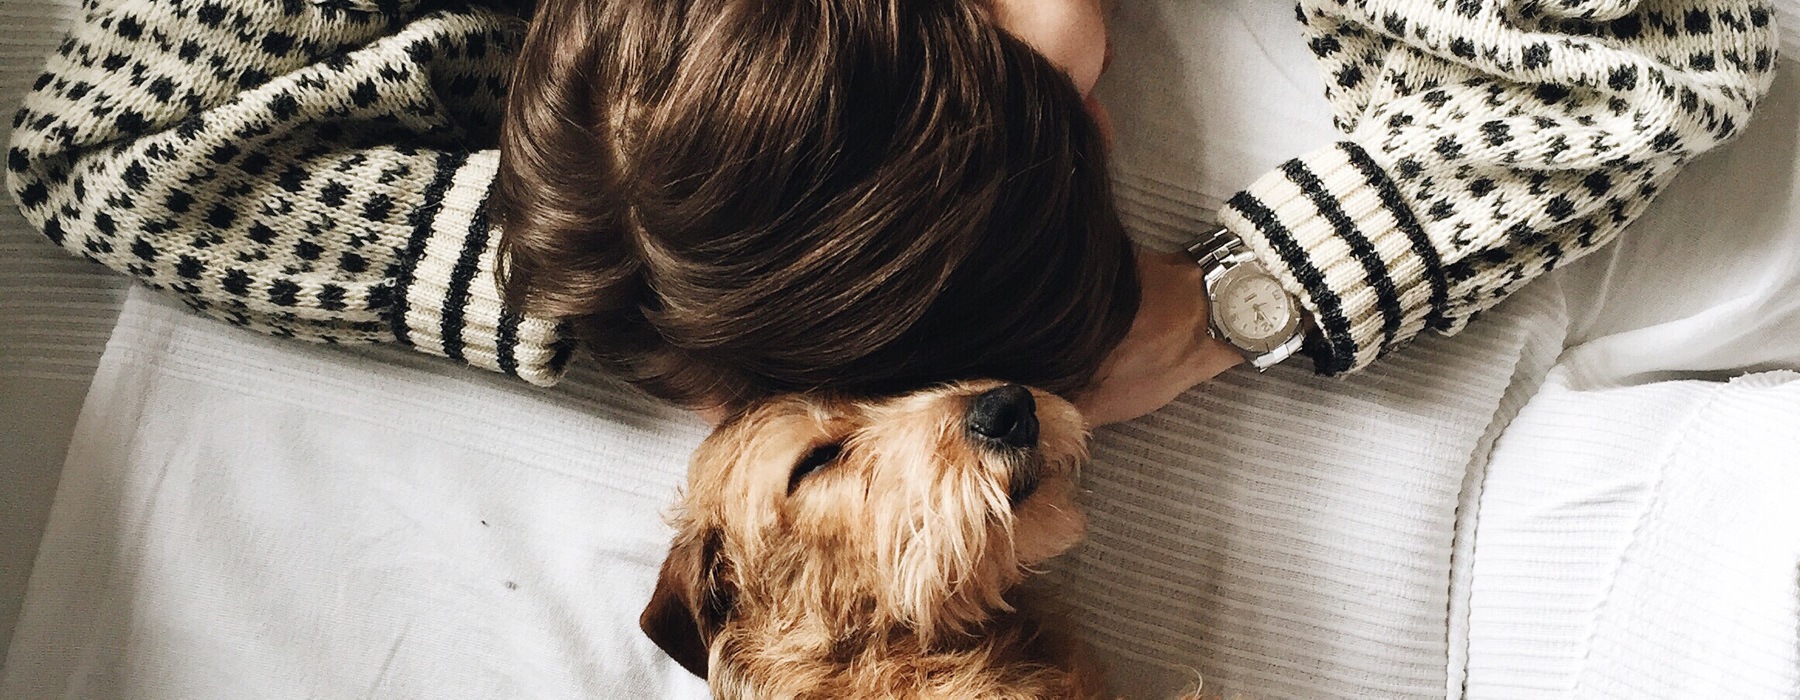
[1054,288,1567,699]
[1463,370,1800,699]
[3,287,713,700]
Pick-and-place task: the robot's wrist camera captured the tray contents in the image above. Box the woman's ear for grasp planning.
[638,529,734,678]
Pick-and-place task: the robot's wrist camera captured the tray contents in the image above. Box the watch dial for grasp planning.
[1218,273,1292,342]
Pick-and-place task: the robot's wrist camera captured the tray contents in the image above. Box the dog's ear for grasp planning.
[639,529,733,678]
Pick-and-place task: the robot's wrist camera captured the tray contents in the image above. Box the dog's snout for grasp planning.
[966,385,1039,449]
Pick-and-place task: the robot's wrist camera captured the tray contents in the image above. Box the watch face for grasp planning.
[1214,268,1295,345]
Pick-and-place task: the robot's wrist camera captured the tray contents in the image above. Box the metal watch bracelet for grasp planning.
[1184,225,1307,371]
[1183,225,1255,271]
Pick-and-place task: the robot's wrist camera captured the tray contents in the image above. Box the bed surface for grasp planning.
[3,0,1798,698]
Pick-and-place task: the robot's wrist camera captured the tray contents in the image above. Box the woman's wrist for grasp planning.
[1076,248,1243,426]
[1151,250,1248,369]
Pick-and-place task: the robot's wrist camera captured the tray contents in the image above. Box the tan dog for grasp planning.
[641,380,1125,698]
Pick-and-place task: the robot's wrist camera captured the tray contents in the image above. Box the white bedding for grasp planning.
[3,0,1799,698]
[5,288,713,699]
[1464,369,1800,698]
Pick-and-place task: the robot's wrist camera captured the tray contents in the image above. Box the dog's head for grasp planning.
[639,381,1089,679]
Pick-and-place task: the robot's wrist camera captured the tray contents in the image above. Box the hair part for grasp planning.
[495,0,1137,409]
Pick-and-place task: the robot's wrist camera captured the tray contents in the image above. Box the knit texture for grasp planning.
[2,0,1781,383]
[1223,0,1779,375]
[4,0,567,385]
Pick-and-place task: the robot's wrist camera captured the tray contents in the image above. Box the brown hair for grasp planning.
[494,0,1137,409]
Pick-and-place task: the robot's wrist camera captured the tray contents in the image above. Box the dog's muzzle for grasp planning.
[965,385,1043,504]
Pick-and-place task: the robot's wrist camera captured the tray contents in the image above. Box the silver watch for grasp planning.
[1185,225,1306,371]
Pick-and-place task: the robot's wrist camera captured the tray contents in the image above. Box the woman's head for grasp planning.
[495,0,1134,410]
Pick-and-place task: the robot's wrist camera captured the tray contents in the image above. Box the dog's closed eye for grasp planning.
[786,443,842,493]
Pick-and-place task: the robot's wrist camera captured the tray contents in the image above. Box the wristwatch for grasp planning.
[1185,225,1307,371]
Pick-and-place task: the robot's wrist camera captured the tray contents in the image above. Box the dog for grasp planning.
[640,380,1207,698]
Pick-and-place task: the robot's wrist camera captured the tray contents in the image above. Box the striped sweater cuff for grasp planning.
[390,150,573,387]
[1219,141,1448,375]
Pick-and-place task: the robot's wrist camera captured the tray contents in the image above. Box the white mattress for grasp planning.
[4,0,1799,698]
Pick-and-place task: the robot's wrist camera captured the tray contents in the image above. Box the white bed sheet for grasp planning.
[3,1,1798,699]
[4,289,713,699]
[1463,368,1800,699]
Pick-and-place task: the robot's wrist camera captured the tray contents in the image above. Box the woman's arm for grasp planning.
[1224,0,1778,375]
[6,0,569,385]
[1080,0,1774,425]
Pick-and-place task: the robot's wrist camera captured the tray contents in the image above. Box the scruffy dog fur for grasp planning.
[641,381,1207,698]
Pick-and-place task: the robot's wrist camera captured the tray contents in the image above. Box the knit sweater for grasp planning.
[1232,0,1778,374]
[7,0,569,385]
[5,0,1779,385]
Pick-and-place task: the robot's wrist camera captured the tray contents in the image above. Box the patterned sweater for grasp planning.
[5,0,1779,385]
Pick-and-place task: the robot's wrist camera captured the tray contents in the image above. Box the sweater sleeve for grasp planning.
[1219,0,1779,375]
[4,0,571,386]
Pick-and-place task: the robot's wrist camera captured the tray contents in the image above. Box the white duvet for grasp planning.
[4,0,1799,698]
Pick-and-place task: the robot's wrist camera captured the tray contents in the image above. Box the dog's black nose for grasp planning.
[966,385,1038,449]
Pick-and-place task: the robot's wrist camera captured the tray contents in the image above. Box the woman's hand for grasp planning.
[1076,248,1244,426]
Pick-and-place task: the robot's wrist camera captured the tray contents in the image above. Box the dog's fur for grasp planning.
[640,380,1135,698]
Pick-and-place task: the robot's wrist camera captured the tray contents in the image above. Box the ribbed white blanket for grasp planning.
[1464,369,1800,698]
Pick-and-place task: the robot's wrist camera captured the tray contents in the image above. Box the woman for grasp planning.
[5,0,1777,424]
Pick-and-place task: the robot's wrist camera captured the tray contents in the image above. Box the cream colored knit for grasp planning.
[1223,0,1777,374]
